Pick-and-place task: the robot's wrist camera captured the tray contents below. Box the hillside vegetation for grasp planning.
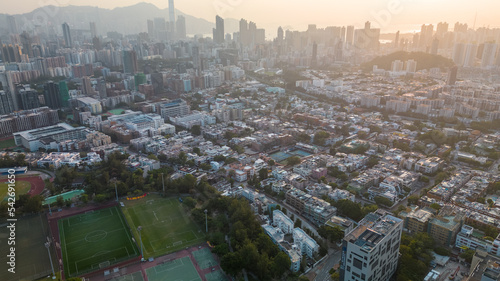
[362,51,455,71]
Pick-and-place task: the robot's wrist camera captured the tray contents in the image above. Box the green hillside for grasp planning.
[362,51,455,71]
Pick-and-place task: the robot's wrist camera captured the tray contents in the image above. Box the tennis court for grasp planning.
[109,271,144,281]
[269,151,292,162]
[58,206,139,277]
[44,190,85,205]
[192,248,217,270]
[290,149,312,157]
[146,256,201,281]
[205,270,229,281]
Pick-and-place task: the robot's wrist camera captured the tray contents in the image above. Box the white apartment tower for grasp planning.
[340,211,403,281]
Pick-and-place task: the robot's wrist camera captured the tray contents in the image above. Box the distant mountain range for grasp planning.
[0,2,240,37]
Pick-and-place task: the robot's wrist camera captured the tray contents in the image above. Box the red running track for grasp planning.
[0,175,45,196]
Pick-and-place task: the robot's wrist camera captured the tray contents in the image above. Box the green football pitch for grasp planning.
[146,256,201,281]
[0,214,58,281]
[58,206,139,277]
[121,195,205,259]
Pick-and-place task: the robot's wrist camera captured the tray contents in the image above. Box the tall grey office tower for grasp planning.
[176,16,186,39]
[169,0,176,39]
[213,15,225,44]
[7,16,18,34]
[90,22,97,38]
[62,22,72,48]
[147,20,155,39]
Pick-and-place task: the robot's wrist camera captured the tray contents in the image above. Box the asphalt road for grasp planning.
[314,249,342,281]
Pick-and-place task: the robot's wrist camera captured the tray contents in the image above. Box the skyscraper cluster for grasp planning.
[238,19,265,47]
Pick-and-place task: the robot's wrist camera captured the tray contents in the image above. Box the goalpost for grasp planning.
[99,261,110,269]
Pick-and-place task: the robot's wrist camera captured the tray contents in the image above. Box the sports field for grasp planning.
[58,206,139,277]
[0,214,58,281]
[110,271,144,281]
[108,108,126,115]
[122,195,205,258]
[0,137,16,149]
[146,256,201,281]
[0,180,31,200]
[192,248,218,269]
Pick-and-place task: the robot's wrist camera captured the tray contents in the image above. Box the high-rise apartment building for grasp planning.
[0,107,59,138]
[436,22,449,38]
[7,16,18,34]
[176,16,186,39]
[122,50,138,74]
[452,42,466,66]
[43,81,62,109]
[151,73,164,96]
[59,81,70,107]
[463,43,478,67]
[340,211,403,281]
[90,22,97,38]
[277,27,284,42]
[346,26,355,47]
[168,0,176,39]
[81,76,93,95]
[447,66,458,86]
[419,24,434,49]
[239,19,249,46]
[213,15,225,44]
[62,22,72,48]
[0,90,15,115]
[481,42,498,68]
[16,84,40,110]
[354,22,380,50]
[147,20,155,39]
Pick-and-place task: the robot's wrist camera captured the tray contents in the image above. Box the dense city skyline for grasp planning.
[2,0,500,33]
[2,1,500,281]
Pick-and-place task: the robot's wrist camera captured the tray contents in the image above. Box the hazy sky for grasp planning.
[4,0,500,32]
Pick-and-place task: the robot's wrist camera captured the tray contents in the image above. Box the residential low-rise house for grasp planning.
[428,214,463,247]
[329,188,355,202]
[293,228,319,258]
[326,216,355,237]
[286,187,336,226]
[273,210,294,234]
[414,157,444,174]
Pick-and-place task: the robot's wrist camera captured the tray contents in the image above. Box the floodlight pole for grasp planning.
[44,241,56,279]
[138,226,144,261]
[204,209,208,233]
[161,173,165,196]
[114,181,118,202]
